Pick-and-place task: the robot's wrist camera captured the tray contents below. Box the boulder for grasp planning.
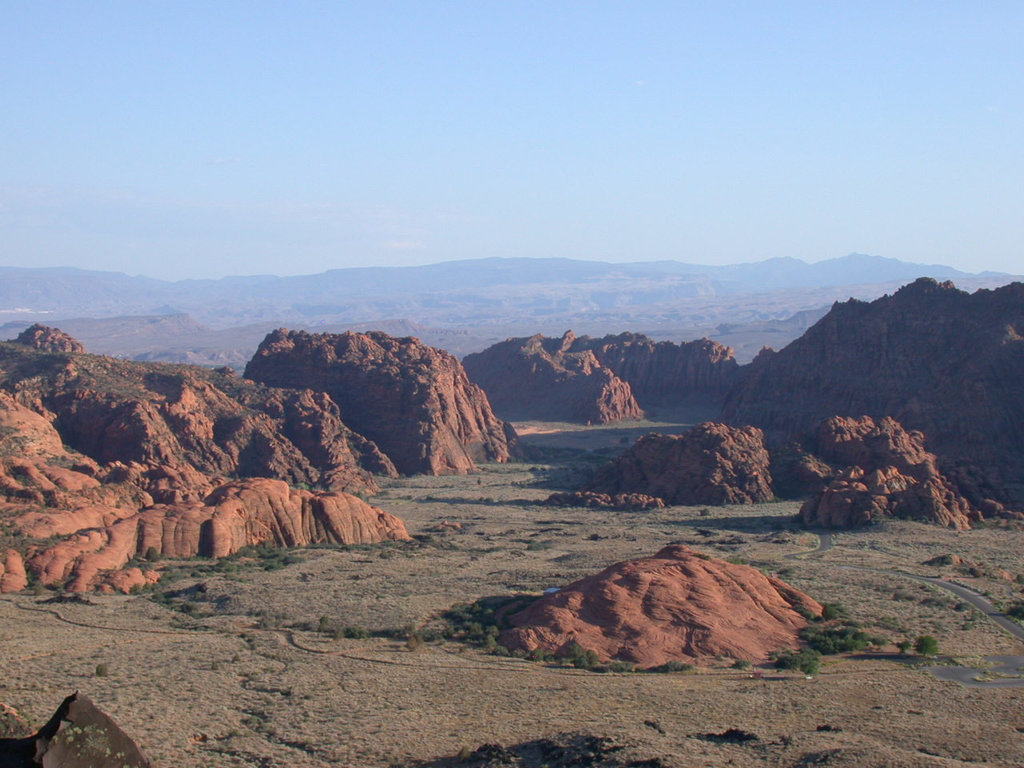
[587,423,773,506]
[501,544,822,667]
[0,692,150,768]
[245,329,516,475]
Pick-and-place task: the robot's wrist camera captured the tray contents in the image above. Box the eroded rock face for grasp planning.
[572,332,740,408]
[501,544,821,667]
[245,329,516,475]
[798,416,979,529]
[0,341,412,593]
[11,477,409,593]
[723,279,1024,506]
[0,341,392,495]
[0,692,150,768]
[13,324,86,354]
[462,331,643,424]
[587,423,773,506]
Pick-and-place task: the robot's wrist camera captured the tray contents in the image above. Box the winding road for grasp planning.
[792,530,1024,687]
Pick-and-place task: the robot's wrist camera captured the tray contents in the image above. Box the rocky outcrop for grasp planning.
[7,476,409,593]
[0,550,27,593]
[542,491,665,511]
[0,341,393,495]
[587,423,773,506]
[723,279,1024,505]
[463,331,643,424]
[0,341,412,593]
[245,329,516,475]
[13,323,85,354]
[572,332,740,408]
[0,692,150,768]
[798,416,979,529]
[501,544,822,667]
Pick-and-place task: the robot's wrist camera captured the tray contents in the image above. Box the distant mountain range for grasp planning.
[0,254,1016,366]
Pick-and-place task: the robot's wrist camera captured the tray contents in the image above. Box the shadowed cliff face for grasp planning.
[570,332,740,408]
[501,544,822,667]
[723,279,1024,504]
[462,331,643,424]
[245,329,516,475]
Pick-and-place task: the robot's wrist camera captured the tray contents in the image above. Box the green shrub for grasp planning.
[800,624,875,654]
[914,635,939,657]
[647,660,694,674]
[94,663,109,677]
[820,603,847,621]
[774,648,821,675]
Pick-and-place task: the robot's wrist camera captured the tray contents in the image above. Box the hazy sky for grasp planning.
[2,2,1021,280]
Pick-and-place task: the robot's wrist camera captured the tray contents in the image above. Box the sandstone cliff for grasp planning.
[587,423,773,506]
[501,544,822,667]
[723,279,1024,505]
[245,329,516,475]
[572,332,740,408]
[462,331,643,424]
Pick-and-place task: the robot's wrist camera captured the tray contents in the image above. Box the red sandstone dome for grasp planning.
[501,544,822,667]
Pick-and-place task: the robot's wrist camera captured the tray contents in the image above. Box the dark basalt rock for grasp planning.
[0,692,150,768]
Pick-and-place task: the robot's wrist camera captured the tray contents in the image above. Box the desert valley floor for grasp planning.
[2,417,1023,768]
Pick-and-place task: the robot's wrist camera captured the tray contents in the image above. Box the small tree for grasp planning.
[896,639,912,654]
[914,635,939,657]
[799,654,821,677]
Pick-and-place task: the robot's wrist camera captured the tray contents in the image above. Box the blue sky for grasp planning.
[2,1,1021,279]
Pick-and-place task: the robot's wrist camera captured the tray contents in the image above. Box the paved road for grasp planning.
[926,655,1024,688]
[791,531,1024,687]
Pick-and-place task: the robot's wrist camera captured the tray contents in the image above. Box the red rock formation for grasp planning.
[0,341,392,495]
[0,343,412,593]
[463,331,643,424]
[245,329,516,475]
[587,423,773,506]
[15,477,409,593]
[13,323,85,353]
[542,491,665,511]
[0,550,27,592]
[572,332,740,408]
[798,416,979,529]
[501,544,822,667]
[723,278,1024,507]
